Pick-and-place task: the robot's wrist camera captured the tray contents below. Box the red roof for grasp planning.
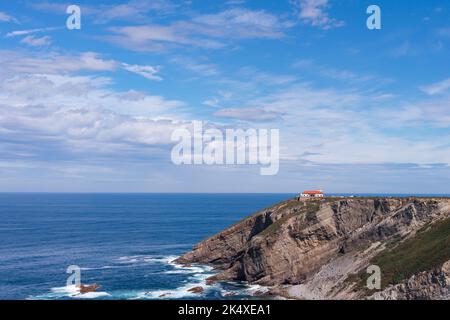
[302,190,323,195]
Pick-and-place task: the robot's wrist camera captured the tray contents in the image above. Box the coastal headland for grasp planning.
[177,196,450,300]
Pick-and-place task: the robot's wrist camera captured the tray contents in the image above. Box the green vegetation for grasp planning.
[258,200,322,237]
[372,217,450,288]
[305,201,320,220]
[258,212,297,237]
[228,197,449,231]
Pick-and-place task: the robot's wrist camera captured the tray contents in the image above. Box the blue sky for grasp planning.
[1,0,450,193]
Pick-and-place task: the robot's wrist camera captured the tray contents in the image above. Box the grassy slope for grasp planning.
[366,217,450,289]
[258,200,320,237]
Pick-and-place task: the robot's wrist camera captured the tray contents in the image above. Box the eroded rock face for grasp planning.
[176,209,275,269]
[176,198,450,294]
[371,260,450,300]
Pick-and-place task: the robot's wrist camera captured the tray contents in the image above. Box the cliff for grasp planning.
[176,197,450,300]
[370,260,450,300]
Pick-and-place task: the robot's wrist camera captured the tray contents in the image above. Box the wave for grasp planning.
[135,257,218,299]
[30,285,110,300]
[117,255,178,265]
[164,261,213,274]
[30,254,262,300]
[80,265,119,271]
[243,284,269,295]
[138,272,217,300]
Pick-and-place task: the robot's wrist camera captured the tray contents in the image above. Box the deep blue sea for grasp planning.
[0,193,295,300]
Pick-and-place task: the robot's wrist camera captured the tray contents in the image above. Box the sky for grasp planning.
[0,0,450,193]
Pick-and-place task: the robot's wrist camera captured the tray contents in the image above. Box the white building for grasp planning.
[300,190,324,198]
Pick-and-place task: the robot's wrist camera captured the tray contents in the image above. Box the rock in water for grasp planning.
[79,283,100,294]
[188,286,204,294]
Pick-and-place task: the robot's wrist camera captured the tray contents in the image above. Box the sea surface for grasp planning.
[0,193,294,300]
[1,192,445,300]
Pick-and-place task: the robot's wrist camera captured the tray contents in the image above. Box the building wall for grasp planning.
[300,193,323,198]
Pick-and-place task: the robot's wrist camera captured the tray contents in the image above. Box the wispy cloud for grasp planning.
[421,78,450,95]
[291,0,344,30]
[106,8,289,51]
[32,0,177,23]
[436,27,450,38]
[0,73,184,151]
[208,79,450,166]
[6,27,60,37]
[170,56,219,76]
[202,98,221,108]
[20,35,52,46]
[0,11,19,23]
[214,107,282,121]
[390,41,414,57]
[121,63,162,81]
[293,59,376,83]
[0,51,117,74]
[0,51,162,81]
[90,0,177,23]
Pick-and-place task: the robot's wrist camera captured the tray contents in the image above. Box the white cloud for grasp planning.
[0,73,181,116]
[170,56,219,76]
[390,41,413,57]
[191,8,288,38]
[0,51,162,82]
[378,97,450,128]
[0,72,188,169]
[32,0,177,23]
[202,98,221,108]
[20,35,52,46]
[293,59,375,82]
[0,11,18,23]
[121,63,162,81]
[214,81,450,166]
[214,107,281,121]
[0,51,117,74]
[106,8,289,51]
[421,78,450,95]
[6,27,60,37]
[291,0,344,30]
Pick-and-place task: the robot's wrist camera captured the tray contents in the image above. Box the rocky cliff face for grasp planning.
[176,197,450,299]
[371,260,450,300]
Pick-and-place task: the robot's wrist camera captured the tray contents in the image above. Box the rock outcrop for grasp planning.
[78,283,101,294]
[371,260,450,300]
[176,197,450,299]
[188,286,204,294]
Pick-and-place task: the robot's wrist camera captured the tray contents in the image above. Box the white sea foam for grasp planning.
[117,255,178,265]
[218,283,270,298]
[54,285,79,294]
[139,280,214,300]
[76,291,111,299]
[138,260,218,300]
[31,255,225,300]
[164,262,212,274]
[52,285,111,299]
[31,285,110,300]
[81,265,118,271]
[244,284,269,295]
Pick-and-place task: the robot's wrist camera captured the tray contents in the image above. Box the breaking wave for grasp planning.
[30,285,110,300]
[30,254,265,300]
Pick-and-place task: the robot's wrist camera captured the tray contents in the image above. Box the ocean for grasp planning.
[0,193,293,300]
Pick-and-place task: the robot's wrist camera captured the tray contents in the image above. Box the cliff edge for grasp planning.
[176,197,450,299]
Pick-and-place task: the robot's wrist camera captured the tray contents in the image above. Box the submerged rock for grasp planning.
[188,286,204,294]
[78,283,100,294]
